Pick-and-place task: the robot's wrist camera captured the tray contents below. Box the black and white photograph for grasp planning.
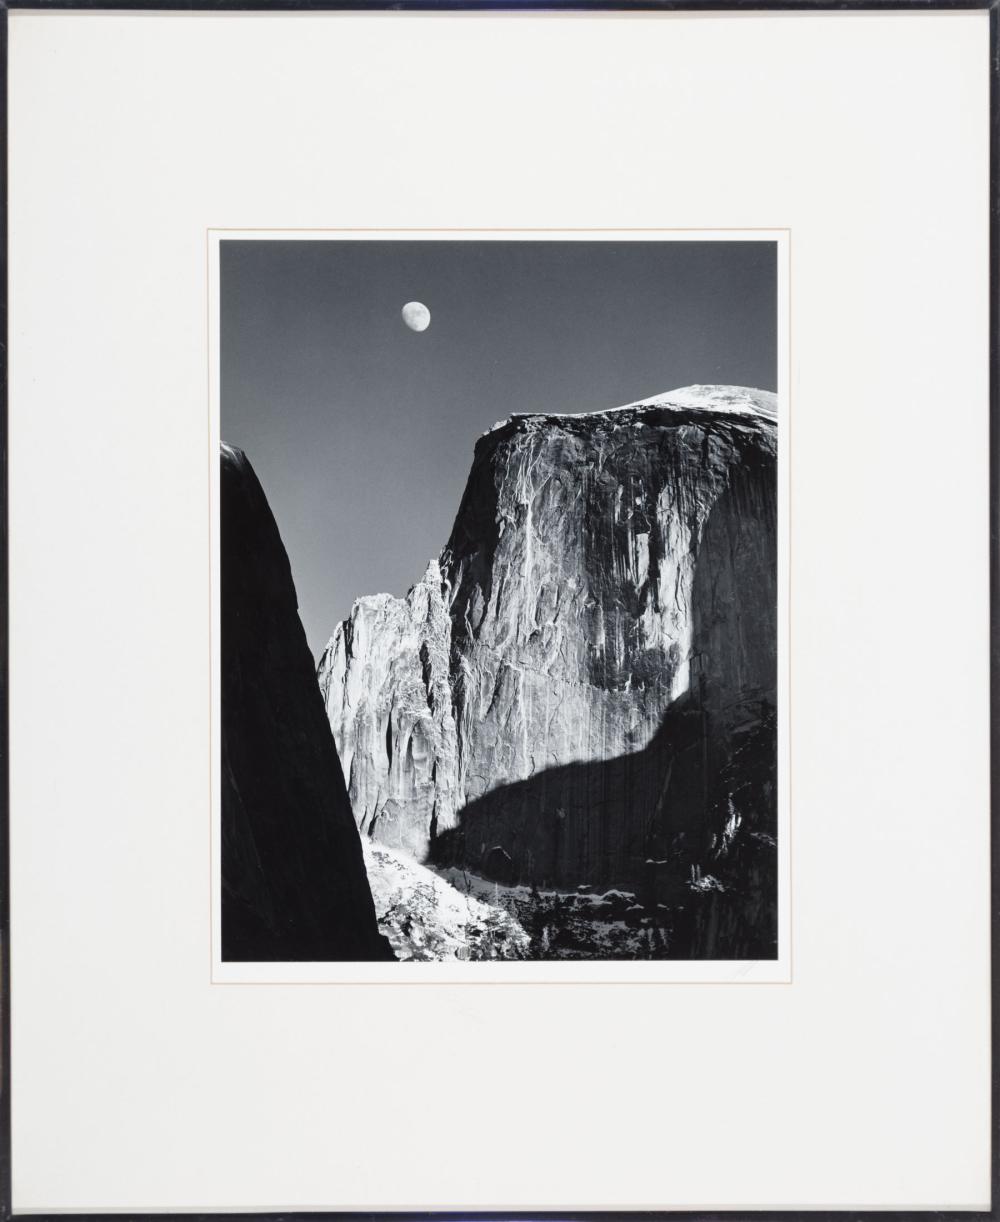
[218,234,783,965]
[9,4,994,1211]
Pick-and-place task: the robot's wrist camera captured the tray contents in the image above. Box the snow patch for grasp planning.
[482,384,777,434]
[363,842,530,961]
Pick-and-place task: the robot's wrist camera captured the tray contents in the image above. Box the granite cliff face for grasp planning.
[318,561,459,859]
[221,443,394,961]
[319,386,778,956]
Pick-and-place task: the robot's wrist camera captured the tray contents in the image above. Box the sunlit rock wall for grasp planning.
[318,562,459,860]
[320,386,777,909]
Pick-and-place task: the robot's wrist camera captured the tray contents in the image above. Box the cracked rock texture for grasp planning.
[319,386,777,954]
[221,444,394,961]
[318,561,459,860]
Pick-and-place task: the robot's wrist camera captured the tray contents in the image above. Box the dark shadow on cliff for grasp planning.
[431,458,778,960]
[221,444,394,962]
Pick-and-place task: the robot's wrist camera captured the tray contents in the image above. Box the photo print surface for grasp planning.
[218,235,782,966]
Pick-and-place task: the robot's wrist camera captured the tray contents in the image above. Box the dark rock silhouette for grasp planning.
[220,444,394,961]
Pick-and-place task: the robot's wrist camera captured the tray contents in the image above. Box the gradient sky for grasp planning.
[221,239,776,661]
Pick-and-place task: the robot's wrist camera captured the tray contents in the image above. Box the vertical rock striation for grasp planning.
[318,561,459,860]
[221,443,394,961]
[319,386,778,955]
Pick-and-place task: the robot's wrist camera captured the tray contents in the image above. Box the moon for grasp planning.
[401,301,431,332]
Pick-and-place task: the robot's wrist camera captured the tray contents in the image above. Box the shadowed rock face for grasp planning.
[319,386,777,954]
[221,443,394,962]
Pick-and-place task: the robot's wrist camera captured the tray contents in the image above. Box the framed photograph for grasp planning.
[4,2,995,1216]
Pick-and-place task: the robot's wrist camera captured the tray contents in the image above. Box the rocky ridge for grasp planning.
[320,386,778,957]
[318,560,459,860]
